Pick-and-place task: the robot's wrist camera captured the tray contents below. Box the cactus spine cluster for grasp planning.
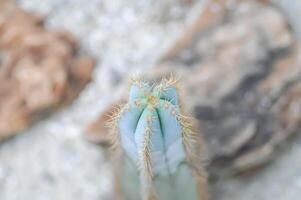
[108,76,208,200]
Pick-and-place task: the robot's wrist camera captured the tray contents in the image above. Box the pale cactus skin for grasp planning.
[109,77,208,200]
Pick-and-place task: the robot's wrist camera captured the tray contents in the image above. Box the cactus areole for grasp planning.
[109,76,208,200]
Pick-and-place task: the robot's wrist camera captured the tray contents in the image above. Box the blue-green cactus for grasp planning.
[109,76,208,200]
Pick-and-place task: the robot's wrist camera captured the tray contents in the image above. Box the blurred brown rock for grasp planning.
[85,0,300,176]
[156,0,299,176]
[155,0,300,176]
[0,1,94,140]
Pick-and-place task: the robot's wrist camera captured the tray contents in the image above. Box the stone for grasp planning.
[0,1,94,140]
[86,0,299,177]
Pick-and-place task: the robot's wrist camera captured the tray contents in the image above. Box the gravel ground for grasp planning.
[1,0,301,200]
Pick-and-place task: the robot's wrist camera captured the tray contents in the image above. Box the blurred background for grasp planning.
[1,0,301,199]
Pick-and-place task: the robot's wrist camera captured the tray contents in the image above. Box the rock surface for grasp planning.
[212,134,301,200]
[0,0,94,140]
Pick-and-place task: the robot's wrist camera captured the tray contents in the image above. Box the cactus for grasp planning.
[108,76,208,200]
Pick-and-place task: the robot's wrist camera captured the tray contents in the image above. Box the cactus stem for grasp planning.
[109,75,208,200]
[157,73,180,94]
[106,104,126,152]
[163,101,170,109]
[140,123,156,200]
[145,92,159,107]
[148,106,156,113]
[129,76,144,88]
[134,99,142,107]
[146,115,155,124]
[175,111,206,178]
